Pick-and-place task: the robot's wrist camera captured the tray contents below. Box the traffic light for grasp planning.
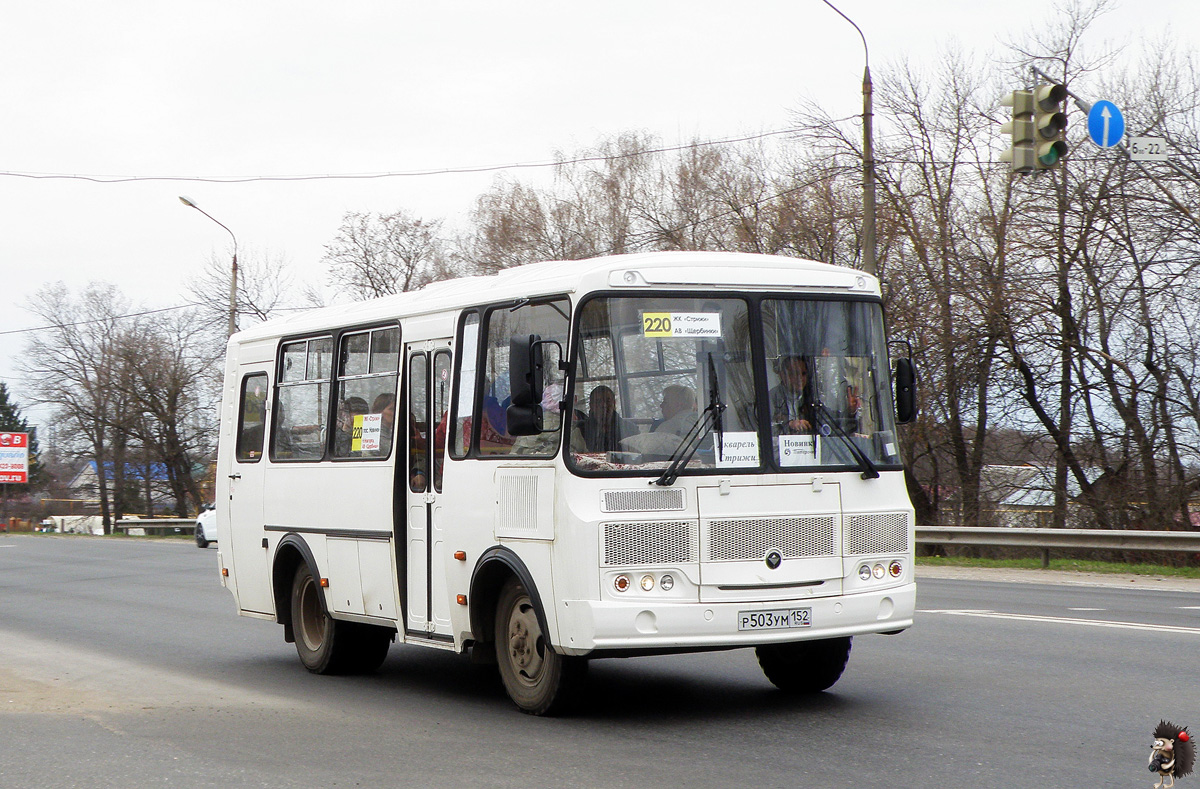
[1000,90,1036,174]
[1032,82,1068,169]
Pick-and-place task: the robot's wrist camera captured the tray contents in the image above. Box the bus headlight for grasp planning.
[872,563,885,579]
[614,574,630,593]
[858,564,872,581]
[659,574,674,591]
[889,560,903,578]
[640,575,655,592]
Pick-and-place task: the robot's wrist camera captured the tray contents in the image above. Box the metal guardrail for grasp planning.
[113,518,196,537]
[917,526,1200,568]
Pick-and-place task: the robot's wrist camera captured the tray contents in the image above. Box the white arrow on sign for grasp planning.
[1101,105,1112,147]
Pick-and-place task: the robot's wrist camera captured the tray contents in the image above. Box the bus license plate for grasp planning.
[737,608,812,631]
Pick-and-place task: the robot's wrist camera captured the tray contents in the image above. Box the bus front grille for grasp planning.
[601,488,686,513]
[844,512,910,555]
[704,516,837,562]
[602,520,696,566]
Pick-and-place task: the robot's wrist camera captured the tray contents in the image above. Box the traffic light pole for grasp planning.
[1033,65,1200,229]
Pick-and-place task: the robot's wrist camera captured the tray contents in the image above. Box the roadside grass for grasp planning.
[918,554,1200,580]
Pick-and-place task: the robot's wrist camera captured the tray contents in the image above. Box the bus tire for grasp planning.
[290,563,370,675]
[343,624,393,674]
[755,636,852,693]
[494,578,585,715]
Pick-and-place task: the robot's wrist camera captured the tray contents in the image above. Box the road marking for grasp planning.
[1067,607,1105,611]
[1178,606,1200,610]
[920,609,1200,635]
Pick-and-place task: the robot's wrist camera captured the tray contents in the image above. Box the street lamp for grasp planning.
[179,195,239,337]
[820,0,876,278]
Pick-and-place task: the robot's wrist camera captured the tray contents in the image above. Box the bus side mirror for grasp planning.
[508,334,544,436]
[894,358,916,424]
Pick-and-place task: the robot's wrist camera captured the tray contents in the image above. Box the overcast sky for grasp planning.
[0,0,1190,424]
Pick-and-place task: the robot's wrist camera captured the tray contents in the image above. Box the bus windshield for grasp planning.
[567,294,902,476]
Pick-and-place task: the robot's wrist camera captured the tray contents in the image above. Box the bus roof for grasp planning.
[231,251,877,343]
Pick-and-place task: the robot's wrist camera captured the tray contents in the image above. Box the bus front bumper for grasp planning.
[556,582,915,655]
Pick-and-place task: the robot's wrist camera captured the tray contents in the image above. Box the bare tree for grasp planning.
[186,246,296,333]
[323,209,447,298]
[19,283,130,531]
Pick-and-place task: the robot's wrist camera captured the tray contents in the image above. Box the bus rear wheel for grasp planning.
[494,578,585,715]
[755,636,852,693]
[290,563,391,675]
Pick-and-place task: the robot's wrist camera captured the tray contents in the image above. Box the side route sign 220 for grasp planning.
[0,432,29,484]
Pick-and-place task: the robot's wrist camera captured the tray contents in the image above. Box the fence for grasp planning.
[916,526,1200,568]
[113,518,196,537]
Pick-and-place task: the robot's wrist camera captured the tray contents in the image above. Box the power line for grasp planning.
[0,303,321,338]
[0,304,203,337]
[0,128,805,185]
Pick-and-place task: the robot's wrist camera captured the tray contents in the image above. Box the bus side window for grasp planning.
[479,298,569,458]
[408,353,428,492]
[450,312,479,459]
[432,350,451,491]
[272,337,333,461]
[236,373,268,462]
[332,326,400,459]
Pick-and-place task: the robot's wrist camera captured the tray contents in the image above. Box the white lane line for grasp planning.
[1068,607,1105,611]
[919,609,1200,635]
[1178,606,1200,610]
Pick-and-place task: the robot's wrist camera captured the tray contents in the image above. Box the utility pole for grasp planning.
[821,0,876,278]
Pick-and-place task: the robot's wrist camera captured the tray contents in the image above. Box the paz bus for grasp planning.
[214,251,917,714]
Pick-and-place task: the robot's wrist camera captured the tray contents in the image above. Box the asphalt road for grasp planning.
[1,535,1197,788]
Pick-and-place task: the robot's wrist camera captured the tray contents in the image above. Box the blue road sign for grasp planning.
[1088,100,1125,148]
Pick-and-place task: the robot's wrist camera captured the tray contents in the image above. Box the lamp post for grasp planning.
[179,196,239,337]
[820,0,876,278]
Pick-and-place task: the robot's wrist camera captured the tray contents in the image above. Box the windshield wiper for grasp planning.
[707,353,725,462]
[652,404,721,486]
[814,401,879,480]
[654,357,726,487]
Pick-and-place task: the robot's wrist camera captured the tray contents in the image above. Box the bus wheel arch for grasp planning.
[272,535,320,644]
[468,547,551,648]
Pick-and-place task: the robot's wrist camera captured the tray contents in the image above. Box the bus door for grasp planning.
[402,344,454,638]
[226,366,273,614]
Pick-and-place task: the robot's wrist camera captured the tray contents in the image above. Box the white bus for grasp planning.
[215,251,917,714]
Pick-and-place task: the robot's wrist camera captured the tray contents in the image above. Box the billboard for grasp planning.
[0,432,29,484]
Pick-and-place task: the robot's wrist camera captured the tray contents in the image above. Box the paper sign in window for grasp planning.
[641,312,722,338]
[353,413,383,453]
[779,434,818,467]
[714,431,759,468]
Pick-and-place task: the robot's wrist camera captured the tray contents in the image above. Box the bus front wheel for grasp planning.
[494,578,585,715]
[755,636,852,693]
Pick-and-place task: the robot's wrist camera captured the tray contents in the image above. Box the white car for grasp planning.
[195,505,218,548]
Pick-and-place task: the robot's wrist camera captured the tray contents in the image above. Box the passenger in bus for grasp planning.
[769,355,814,435]
[618,384,697,458]
[372,392,397,454]
[653,384,698,436]
[334,396,369,455]
[580,385,632,452]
